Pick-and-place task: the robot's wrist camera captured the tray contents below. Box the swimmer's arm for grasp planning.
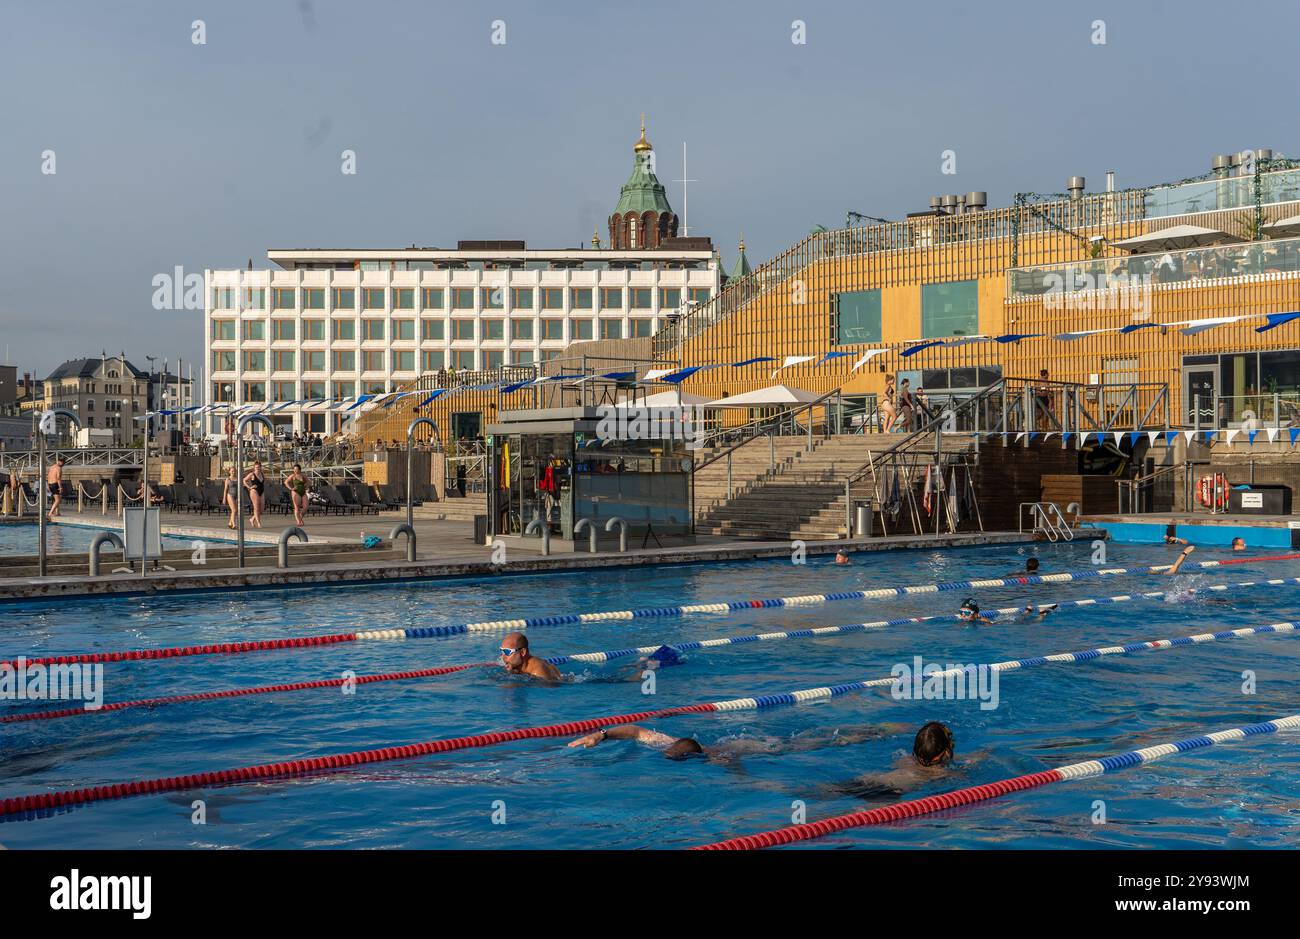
[567,724,673,749]
[1163,545,1195,575]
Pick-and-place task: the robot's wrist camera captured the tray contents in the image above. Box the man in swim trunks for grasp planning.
[46,456,65,520]
[567,722,911,763]
[499,632,562,681]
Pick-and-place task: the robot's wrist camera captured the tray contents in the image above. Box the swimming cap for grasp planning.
[648,645,681,666]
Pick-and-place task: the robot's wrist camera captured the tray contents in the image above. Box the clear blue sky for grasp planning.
[2,0,1297,377]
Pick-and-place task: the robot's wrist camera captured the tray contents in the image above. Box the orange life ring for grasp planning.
[1198,474,1227,507]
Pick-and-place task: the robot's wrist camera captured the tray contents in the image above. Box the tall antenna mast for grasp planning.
[674,142,699,236]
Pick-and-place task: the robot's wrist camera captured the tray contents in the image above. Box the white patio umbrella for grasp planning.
[705,384,822,407]
[1111,224,1243,253]
[1262,212,1300,237]
[613,390,712,408]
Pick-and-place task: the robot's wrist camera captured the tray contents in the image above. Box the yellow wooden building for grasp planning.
[360,154,1300,445]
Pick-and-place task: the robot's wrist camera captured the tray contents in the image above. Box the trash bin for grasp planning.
[1228,484,1292,515]
[473,514,489,544]
[854,500,874,538]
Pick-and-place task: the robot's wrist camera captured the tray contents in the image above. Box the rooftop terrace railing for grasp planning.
[652,164,1300,358]
[1144,166,1300,219]
[1007,234,1300,298]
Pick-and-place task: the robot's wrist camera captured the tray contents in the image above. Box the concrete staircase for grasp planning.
[412,494,487,522]
[695,433,976,540]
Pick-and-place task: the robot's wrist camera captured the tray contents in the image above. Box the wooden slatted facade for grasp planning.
[356,175,1300,444]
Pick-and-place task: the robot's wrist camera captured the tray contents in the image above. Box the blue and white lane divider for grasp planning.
[548,577,1300,665]
[14,577,1298,725]
[702,619,1297,712]
[697,714,1300,849]
[355,555,1300,640]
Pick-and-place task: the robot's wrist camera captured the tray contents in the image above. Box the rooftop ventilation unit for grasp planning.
[1067,176,1086,199]
[964,191,987,211]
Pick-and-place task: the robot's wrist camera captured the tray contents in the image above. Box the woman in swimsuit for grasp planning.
[283,463,308,526]
[242,459,266,529]
[893,378,915,432]
[222,466,238,529]
[879,374,898,432]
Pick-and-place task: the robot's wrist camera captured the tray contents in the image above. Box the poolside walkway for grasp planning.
[0,510,1035,603]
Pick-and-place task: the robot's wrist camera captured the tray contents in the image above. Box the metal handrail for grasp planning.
[844,378,1007,489]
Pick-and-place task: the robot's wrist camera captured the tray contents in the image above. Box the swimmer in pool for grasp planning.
[1231,537,1247,551]
[1004,558,1040,578]
[823,721,961,800]
[498,632,562,681]
[1163,523,1188,545]
[959,597,1054,624]
[567,722,911,763]
[957,598,995,625]
[834,549,851,565]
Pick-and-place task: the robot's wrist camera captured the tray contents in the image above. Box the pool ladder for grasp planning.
[1020,502,1075,542]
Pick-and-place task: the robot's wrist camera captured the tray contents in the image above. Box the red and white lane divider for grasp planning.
[693,714,1300,849]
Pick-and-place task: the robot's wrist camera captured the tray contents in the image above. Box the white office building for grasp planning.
[202,124,722,435]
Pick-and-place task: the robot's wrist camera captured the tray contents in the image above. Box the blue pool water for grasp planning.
[2,540,1299,849]
[0,522,212,556]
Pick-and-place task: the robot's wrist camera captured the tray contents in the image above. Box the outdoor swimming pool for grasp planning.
[0,522,214,557]
[2,540,1298,849]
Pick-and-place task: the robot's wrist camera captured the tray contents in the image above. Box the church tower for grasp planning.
[608,117,679,250]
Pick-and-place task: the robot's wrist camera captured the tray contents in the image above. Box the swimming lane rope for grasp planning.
[6,576,1299,724]
[692,714,1300,849]
[2,618,1295,818]
[9,555,1300,671]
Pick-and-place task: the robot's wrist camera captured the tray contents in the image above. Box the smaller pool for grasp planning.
[0,522,217,557]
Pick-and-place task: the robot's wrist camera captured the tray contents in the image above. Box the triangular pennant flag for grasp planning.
[1257,311,1300,332]
[729,356,776,368]
[1127,431,1142,447]
[1015,432,1026,442]
[1248,429,1258,444]
[1203,429,1217,442]
[900,340,945,357]
[771,355,815,378]
[1166,430,1180,445]
[1041,432,1056,440]
[993,333,1042,343]
[851,349,889,371]
[1181,315,1245,336]
[1027,432,1038,442]
[1147,431,1160,445]
[817,351,855,364]
[1291,428,1300,445]
[1118,322,1160,334]
[1267,427,1278,443]
[1226,429,1240,445]
[1182,430,1194,444]
[1061,432,1073,445]
[1113,431,1125,447]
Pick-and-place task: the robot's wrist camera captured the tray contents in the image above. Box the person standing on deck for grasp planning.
[46,457,65,520]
